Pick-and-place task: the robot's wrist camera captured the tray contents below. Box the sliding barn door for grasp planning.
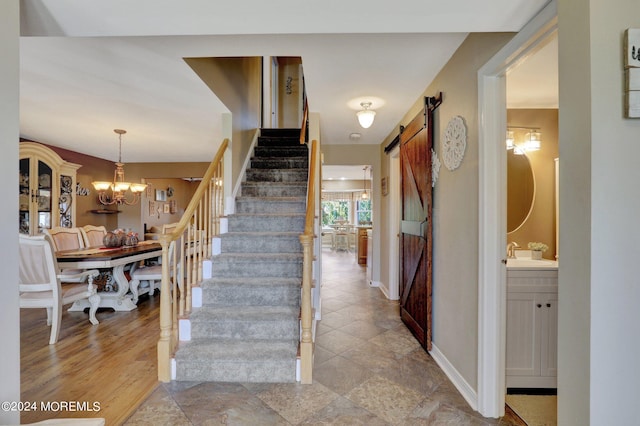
[399,106,433,351]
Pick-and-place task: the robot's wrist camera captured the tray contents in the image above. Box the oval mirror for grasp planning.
[507,150,535,233]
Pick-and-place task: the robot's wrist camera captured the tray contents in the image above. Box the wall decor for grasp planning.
[163,203,170,214]
[625,29,640,118]
[442,115,467,171]
[149,201,156,216]
[76,182,91,196]
[431,149,441,188]
[155,189,166,201]
[146,186,153,199]
[170,200,177,214]
[381,176,388,196]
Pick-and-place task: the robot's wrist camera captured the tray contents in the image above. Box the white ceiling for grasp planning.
[19,0,551,164]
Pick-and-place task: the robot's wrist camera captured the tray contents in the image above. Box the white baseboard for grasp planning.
[192,286,202,308]
[220,217,228,234]
[171,358,176,380]
[369,280,381,288]
[179,319,191,341]
[430,343,478,412]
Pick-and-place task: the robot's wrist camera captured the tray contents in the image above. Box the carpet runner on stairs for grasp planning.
[175,128,307,383]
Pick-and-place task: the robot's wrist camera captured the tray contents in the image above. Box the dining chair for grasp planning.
[46,226,85,251]
[129,240,176,304]
[19,234,100,344]
[80,225,107,247]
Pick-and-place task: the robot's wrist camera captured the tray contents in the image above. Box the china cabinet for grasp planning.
[19,142,81,235]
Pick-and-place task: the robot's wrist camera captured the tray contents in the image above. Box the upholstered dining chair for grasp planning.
[19,234,100,344]
[129,240,176,304]
[45,227,87,281]
[46,226,85,251]
[80,225,107,247]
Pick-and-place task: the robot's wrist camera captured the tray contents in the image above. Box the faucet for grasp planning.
[506,241,519,259]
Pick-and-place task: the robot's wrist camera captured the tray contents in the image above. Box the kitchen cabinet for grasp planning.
[19,142,81,235]
[355,226,370,265]
[506,268,558,388]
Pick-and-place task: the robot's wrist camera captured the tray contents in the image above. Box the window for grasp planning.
[321,200,349,227]
[356,199,372,225]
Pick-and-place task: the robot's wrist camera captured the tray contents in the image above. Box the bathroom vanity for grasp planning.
[506,257,558,388]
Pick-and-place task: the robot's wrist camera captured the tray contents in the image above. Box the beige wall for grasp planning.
[141,177,198,232]
[277,57,303,128]
[0,2,20,423]
[558,0,640,423]
[378,33,514,390]
[507,109,558,259]
[185,57,262,190]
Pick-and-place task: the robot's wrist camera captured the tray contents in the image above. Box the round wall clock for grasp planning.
[442,116,467,171]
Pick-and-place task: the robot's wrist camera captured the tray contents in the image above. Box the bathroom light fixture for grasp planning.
[506,127,542,154]
[92,129,147,205]
[357,102,376,129]
[361,166,369,200]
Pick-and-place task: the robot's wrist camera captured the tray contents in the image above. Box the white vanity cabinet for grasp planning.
[506,267,558,388]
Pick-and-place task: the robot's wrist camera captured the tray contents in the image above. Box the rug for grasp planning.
[505,395,557,426]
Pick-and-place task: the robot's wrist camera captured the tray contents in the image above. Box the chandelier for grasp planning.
[92,129,147,205]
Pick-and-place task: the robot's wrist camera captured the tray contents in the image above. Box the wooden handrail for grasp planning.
[299,99,308,145]
[157,138,228,382]
[299,139,318,383]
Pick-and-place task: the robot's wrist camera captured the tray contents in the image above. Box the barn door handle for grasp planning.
[536,304,542,308]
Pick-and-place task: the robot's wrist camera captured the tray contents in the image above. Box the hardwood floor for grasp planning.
[20,293,160,425]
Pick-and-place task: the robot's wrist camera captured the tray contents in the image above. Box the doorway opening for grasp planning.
[476,1,557,418]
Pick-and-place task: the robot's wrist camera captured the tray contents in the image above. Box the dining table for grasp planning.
[56,240,162,311]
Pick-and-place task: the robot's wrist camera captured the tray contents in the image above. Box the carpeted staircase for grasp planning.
[175,128,308,383]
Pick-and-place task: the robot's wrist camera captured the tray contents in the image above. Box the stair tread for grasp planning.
[220,231,301,237]
[213,252,303,260]
[176,339,297,361]
[193,305,299,317]
[237,196,306,200]
[203,277,301,285]
[243,181,307,186]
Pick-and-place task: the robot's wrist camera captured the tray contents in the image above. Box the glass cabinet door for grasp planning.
[19,158,30,234]
[36,160,53,234]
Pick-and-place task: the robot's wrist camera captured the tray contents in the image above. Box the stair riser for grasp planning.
[242,184,307,197]
[250,158,308,169]
[221,236,302,253]
[191,319,299,340]
[254,146,309,158]
[245,169,308,182]
[202,286,300,307]
[257,137,300,147]
[228,215,305,232]
[235,199,306,214]
[213,260,302,278]
[176,361,295,383]
[261,128,300,138]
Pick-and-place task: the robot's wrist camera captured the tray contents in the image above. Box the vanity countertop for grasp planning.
[506,258,558,270]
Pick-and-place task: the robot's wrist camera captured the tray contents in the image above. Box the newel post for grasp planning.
[299,233,314,384]
[157,235,172,382]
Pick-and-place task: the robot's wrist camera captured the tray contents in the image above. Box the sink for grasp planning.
[507,258,558,268]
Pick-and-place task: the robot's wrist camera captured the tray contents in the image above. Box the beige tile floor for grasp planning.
[125,248,522,425]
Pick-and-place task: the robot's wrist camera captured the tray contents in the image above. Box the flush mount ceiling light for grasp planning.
[356,102,376,129]
[92,129,147,205]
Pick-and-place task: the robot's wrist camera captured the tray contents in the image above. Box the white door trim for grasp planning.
[388,146,400,300]
[476,1,558,417]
